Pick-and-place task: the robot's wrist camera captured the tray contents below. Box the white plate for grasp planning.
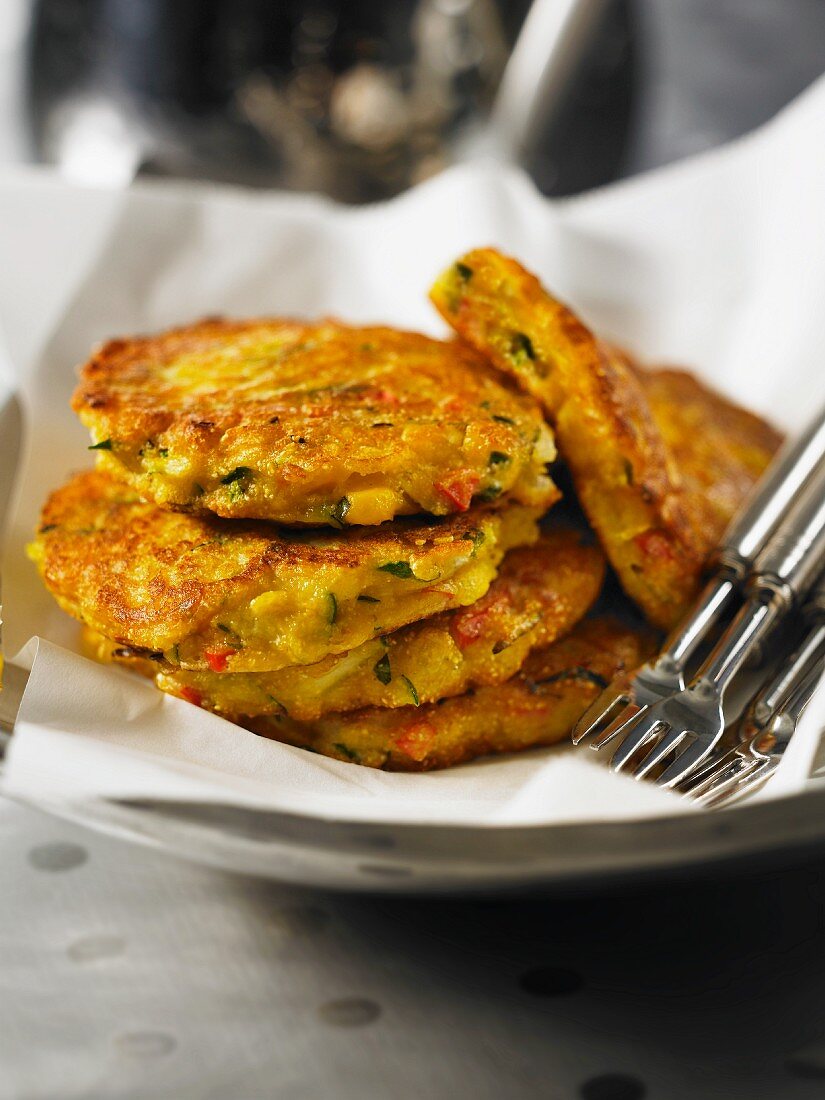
[4,80,825,891]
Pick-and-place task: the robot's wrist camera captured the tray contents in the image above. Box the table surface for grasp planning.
[6,798,825,1100]
[4,2,825,1098]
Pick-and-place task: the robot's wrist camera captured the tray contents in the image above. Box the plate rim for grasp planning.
[7,779,825,894]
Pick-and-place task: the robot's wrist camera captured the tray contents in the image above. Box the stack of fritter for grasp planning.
[29,251,782,770]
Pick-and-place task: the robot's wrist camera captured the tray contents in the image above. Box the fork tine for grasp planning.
[571,691,630,745]
[587,703,644,752]
[632,730,696,779]
[655,737,714,788]
[677,746,742,796]
[692,757,762,806]
[682,750,755,800]
[609,717,667,772]
[696,759,774,809]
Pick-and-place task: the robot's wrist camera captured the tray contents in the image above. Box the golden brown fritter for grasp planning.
[72,318,559,525]
[635,365,783,562]
[246,616,656,770]
[30,469,542,673]
[83,524,606,720]
[430,249,781,628]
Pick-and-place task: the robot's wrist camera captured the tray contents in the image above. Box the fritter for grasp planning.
[246,616,656,770]
[635,365,783,561]
[30,469,542,673]
[72,318,560,525]
[83,524,606,720]
[430,249,781,628]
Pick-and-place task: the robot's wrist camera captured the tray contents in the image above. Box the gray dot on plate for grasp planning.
[519,966,583,996]
[318,998,381,1027]
[580,1073,646,1100]
[269,904,330,936]
[785,1045,825,1079]
[28,842,88,872]
[356,833,397,850]
[115,1032,177,1059]
[68,934,126,963]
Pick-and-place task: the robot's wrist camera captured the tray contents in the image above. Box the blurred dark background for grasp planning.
[2,0,825,202]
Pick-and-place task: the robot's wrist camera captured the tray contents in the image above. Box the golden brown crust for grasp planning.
[634,365,783,561]
[246,615,657,770]
[72,318,559,525]
[30,468,542,672]
[85,524,606,720]
[430,249,781,628]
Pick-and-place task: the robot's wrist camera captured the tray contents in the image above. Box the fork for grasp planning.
[573,404,825,752]
[678,603,825,808]
[602,462,825,788]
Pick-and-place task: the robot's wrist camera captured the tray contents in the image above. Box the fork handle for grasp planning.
[697,471,825,693]
[750,461,825,605]
[657,571,738,669]
[746,600,825,729]
[747,653,825,761]
[718,403,825,575]
[697,590,784,693]
[781,654,825,735]
[657,405,825,670]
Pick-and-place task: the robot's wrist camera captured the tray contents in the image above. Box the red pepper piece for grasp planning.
[204,647,234,673]
[434,470,480,511]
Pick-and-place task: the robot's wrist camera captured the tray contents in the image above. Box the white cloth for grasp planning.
[3,76,825,825]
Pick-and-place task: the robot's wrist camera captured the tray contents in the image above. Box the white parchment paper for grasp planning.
[3,76,825,825]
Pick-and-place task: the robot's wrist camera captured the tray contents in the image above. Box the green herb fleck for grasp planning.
[510,332,536,363]
[374,653,392,685]
[534,667,608,691]
[38,523,57,534]
[478,485,502,503]
[266,694,289,716]
[192,483,205,497]
[222,467,254,501]
[333,742,362,763]
[216,622,243,648]
[170,644,181,665]
[378,561,415,579]
[221,466,253,486]
[468,528,486,556]
[401,675,420,706]
[489,451,510,467]
[328,592,338,625]
[138,438,161,457]
[371,422,394,428]
[329,496,351,529]
[455,261,473,282]
[492,414,515,425]
[623,459,634,486]
[88,438,113,451]
[357,594,381,604]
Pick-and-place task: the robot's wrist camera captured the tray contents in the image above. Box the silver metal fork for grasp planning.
[573,403,825,751]
[602,463,825,788]
[678,589,825,808]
